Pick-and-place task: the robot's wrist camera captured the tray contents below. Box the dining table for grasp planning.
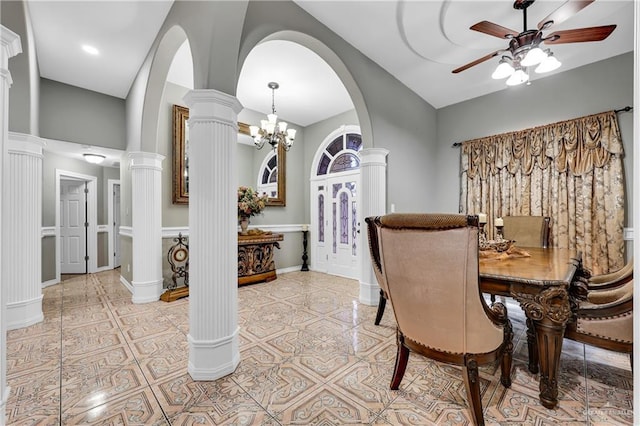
[478,246,587,409]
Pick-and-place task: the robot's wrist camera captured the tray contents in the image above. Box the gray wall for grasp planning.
[41,236,55,282]
[2,0,39,135]
[39,78,126,150]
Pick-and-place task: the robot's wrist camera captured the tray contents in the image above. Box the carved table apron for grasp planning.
[479,247,585,409]
[238,233,284,286]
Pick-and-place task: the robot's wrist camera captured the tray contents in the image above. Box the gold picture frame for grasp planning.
[171,105,286,206]
[172,105,189,204]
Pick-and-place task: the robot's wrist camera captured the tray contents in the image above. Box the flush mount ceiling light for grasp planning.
[82,44,99,55]
[452,0,616,87]
[83,153,105,164]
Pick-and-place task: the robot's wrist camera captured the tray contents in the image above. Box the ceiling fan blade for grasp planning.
[470,21,518,39]
[544,25,616,44]
[452,50,504,74]
[538,0,594,30]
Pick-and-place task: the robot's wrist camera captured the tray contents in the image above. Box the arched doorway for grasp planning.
[310,125,362,279]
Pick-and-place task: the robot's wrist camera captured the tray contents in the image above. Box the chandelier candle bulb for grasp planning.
[478,213,487,224]
[495,217,504,227]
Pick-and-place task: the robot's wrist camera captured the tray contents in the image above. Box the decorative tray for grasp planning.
[479,239,515,252]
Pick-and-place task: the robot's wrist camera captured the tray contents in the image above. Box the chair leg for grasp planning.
[462,358,485,426]
[374,290,386,325]
[390,333,409,390]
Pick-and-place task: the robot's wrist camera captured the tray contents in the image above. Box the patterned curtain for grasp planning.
[459,110,625,274]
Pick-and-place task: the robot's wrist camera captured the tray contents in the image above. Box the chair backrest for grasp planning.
[376,213,503,354]
[365,216,387,293]
[502,216,550,248]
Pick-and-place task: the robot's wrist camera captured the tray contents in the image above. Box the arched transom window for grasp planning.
[316,133,362,176]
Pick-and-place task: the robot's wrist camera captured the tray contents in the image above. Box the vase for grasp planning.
[239,217,249,235]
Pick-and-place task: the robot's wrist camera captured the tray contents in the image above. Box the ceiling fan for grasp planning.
[452,0,616,85]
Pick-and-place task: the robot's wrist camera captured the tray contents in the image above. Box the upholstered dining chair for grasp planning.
[565,261,633,368]
[374,213,513,426]
[365,216,388,325]
[502,215,551,248]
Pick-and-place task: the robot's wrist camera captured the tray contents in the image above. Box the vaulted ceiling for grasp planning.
[25,0,634,127]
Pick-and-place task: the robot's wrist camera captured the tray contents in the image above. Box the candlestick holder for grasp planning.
[301,229,309,271]
[479,223,487,246]
[496,225,504,241]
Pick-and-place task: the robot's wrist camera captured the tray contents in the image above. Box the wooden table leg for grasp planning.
[525,317,539,374]
[517,286,572,409]
[532,316,566,408]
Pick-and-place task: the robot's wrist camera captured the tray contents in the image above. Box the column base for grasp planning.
[0,385,10,424]
[188,328,240,381]
[6,295,43,330]
[359,280,380,306]
[131,279,163,304]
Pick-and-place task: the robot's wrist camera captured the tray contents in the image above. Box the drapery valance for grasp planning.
[461,111,623,179]
[459,111,625,274]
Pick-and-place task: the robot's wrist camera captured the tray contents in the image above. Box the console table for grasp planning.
[238,233,283,286]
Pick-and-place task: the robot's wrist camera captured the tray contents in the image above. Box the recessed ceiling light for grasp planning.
[82,44,99,56]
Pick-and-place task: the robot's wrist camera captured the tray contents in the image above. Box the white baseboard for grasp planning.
[277,265,304,274]
[120,275,133,293]
[42,278,59,288]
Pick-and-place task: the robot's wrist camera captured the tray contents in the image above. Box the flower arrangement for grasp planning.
[237,186,268,219]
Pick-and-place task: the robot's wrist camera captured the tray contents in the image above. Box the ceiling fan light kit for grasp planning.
[453,0,616,87]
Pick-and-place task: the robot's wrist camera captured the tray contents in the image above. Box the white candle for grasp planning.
[495,217,504,227]
[302,224,309,231]
[478,213,487,224]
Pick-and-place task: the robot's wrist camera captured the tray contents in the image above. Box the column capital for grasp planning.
[128,151,165,170]
[1,26,22,68]
[359,148,390,165]
[8,132,45,156]
[183,89,242,127]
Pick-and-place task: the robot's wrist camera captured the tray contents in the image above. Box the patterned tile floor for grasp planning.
[6,269,633,425]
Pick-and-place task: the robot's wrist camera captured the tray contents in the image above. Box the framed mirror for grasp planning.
[172,104,286,206]
[172,105,189,204]
[259,142,286,206]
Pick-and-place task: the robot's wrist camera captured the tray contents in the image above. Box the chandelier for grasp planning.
[249,82,296,151]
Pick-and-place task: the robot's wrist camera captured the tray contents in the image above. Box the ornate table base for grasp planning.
[238,233,283,286]
[480,248,585,409]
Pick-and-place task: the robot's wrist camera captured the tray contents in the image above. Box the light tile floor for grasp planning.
[6,269,633,425]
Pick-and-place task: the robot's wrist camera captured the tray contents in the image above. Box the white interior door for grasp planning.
[326,173,360,279]
[60,180,87,274]
[113,183,121,268]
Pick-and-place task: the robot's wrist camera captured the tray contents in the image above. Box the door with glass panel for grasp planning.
[311,129,362,280]
[326,173,360,278]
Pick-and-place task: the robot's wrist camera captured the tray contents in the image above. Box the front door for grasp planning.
[326,172,360,279]
[60,180,87,274]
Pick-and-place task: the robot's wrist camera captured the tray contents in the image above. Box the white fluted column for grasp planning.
[128,152,165,303]
[358,148,389,305]
[5,132,44,330]
[184,89,241,380]
[1,25,22,424]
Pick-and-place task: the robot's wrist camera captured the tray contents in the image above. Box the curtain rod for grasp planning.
[615,106,633,113]
[451,107,633,148]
